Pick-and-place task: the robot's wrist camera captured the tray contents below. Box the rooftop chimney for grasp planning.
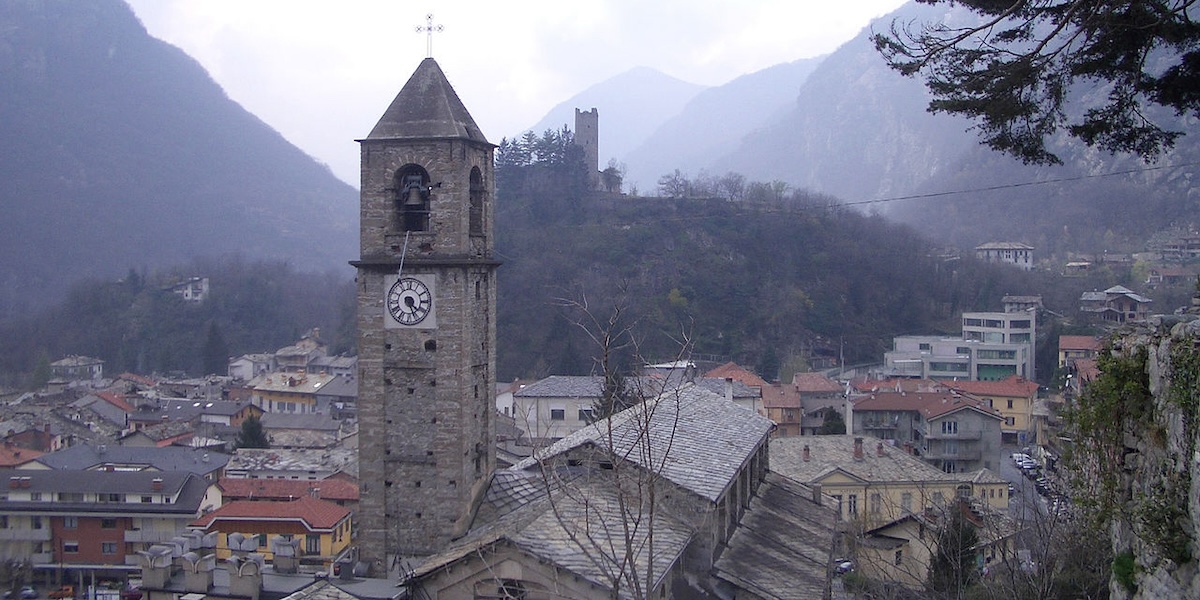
[812,483,823,504]
[724,377,734,403]
[151,477,164,491]
[876,441,885,457]
[802,445,811,462]
[853,437,864,461]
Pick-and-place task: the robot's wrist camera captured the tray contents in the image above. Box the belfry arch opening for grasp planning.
[394,165,431,232]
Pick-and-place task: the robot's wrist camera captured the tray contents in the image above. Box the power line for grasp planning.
[841,160,1199,209]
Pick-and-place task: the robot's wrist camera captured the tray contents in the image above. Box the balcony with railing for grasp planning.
[923,448,983,461]
[0,528,51,541]
[924,429,983,440]
[124,528,182,543]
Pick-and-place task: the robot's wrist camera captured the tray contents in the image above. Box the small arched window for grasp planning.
[394,165,431,232]
[469,167,485,235]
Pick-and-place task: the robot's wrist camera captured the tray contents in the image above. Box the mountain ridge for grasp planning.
[0,0,358,318]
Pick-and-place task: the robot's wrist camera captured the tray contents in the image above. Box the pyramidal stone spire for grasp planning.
[365,58,488,143]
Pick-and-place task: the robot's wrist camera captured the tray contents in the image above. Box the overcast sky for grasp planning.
[125,0,909,187]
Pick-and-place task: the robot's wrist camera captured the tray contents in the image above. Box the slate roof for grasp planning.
[191,496,351,531]
[365,58,489,143]
[0,468,208,514]
[411,478,691,598]
[513,383,773,502]
[771,435,963,485]
[261,412,341,431]
[226,447,358,478]
[711,473,837,599]
[33,443,230,475]
[512,375,604,398]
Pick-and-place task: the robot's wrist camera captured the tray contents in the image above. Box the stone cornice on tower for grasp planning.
[362,58,491,144]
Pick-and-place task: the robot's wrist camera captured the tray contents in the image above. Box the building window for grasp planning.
[102,542,117,555]
[305,534,320,555]
[1007,399,1014,409]
[941,421,958,435]
[848,494,858,516]
[1005,417,1015,426]
[578,408,595,423]
[550,409,565,421]
[901,492,913,513]
[832,494,843,517]
[63,541,79,553]
[870,493,881,514]
[64,516,78,529]
[30,492,41,501]
[101,518,117,529]
[142,496,153,503]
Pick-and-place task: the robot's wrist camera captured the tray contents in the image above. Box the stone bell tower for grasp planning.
[354,58,498,569]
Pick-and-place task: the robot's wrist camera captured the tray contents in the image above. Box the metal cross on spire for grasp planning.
[416,14,443,58]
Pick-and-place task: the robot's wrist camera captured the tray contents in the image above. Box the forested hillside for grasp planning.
[0,0,357,319]
[0,257,355,388]
[493,131,1105,383]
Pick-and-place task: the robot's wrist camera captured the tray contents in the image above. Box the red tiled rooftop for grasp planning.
[0,443,43,467]
[1059,335,1102,352]
[703,362,768,388]
[790,372,842,393]
[218,477,358,502]
[96,391,134,412]
[853,391,1001,420]
[761,384,802,409]
[943,375,1038,398]
[191,496,351,531]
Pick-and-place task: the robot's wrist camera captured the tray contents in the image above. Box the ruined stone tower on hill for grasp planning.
[353,57,498,570]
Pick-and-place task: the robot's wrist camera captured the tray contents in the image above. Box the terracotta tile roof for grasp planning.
[853,391,1002,421]
[191,496,351,531]
[0,443,42,467]
[218,477,359,502]
[118,373,158,387]
[95,391,134,412]
[1059,335,1102,352]
[790,372,842,394]
[943,375,1038,399]
[703,362,769,388]
[761,384,802,409]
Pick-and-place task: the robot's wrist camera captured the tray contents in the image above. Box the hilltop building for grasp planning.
[974,242,1034,270]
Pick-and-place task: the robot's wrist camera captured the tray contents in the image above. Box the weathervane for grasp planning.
[416,14,443,58]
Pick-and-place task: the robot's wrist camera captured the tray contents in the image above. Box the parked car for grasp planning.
[834,558,855,574]
[5,586,38,600]
[47,586,73,600]
[118,587,141,600]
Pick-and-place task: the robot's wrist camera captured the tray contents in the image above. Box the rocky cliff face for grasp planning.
[1100,316,1200,598]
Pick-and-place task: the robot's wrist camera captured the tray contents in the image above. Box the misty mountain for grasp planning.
[0,0,357,318]
[621,56,825,194]
[620,1,1199,259]
[521,66,705,168]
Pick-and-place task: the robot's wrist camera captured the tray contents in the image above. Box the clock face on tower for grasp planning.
[386,275,435,328]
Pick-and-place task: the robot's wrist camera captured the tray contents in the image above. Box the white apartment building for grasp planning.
[882,311,1036,381]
